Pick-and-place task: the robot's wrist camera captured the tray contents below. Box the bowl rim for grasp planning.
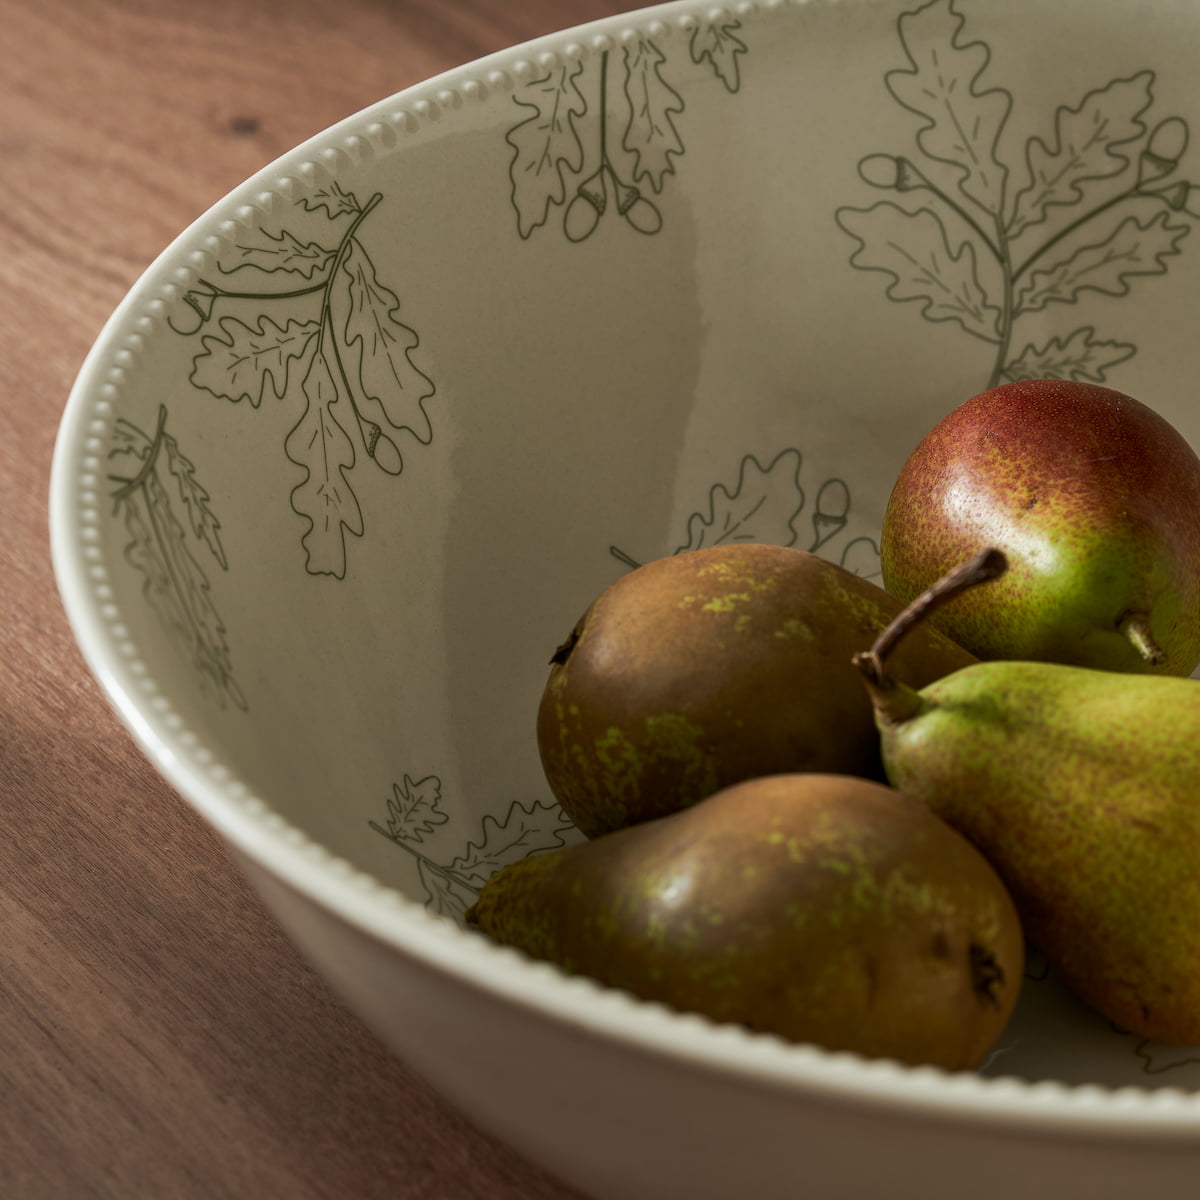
[49,0,1200,1138]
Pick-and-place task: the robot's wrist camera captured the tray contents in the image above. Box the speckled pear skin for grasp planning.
[873,661,1200,1044]
[537,543,976,839]
[467,774,1024,1069]
[880,379,1200,676]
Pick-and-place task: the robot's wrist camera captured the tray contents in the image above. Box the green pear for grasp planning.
[881,379,1200,675]
[537,542,975,838]
[468,773,1024,1070]
[855,549,1200,1043]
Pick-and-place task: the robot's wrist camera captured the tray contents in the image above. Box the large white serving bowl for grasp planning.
[50,1,1200,1196]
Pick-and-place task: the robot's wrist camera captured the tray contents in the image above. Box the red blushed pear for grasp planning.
[881,379,1200,676]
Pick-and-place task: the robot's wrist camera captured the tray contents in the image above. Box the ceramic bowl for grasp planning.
[51,1,1200,1196]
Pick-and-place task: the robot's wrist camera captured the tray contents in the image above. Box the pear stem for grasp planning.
[852,548,1008,722]
[853,667,927,726]
[1118,611,1166,665]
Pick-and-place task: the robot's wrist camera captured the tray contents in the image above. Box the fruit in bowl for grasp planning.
[880,379,1200,675]
[536,542,974,837]
[504,377,1200,1071]
[49,1,1200,1198]
[470,771,1025,1069]
[856,546,1200,1045]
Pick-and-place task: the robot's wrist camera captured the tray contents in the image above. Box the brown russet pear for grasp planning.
[856,549,1200,1044]
[880,378,1200,675]
[467,773,1024,1069]
[537,543,974,838]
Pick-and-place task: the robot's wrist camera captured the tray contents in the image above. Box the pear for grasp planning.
[537,543,975,838]
[855,549,1200,1044]
[880,378,1200,675]
[467,773,1024,1069]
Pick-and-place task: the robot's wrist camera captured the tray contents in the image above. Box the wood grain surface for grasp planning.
[0,2,632,1196]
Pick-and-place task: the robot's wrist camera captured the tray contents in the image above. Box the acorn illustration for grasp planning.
[614,177,662,235]
[564,167,607,242]
[1138,117,1189,184]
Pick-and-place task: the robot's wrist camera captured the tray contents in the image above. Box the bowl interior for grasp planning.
[54,0,1200,1097]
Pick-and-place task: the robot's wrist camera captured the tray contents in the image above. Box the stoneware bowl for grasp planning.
[51,1,1200,1196]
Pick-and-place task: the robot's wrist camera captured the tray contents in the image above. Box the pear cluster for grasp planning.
[468,379,1200,1069]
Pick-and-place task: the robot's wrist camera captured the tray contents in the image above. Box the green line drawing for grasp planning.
[835,0,1199,390]
[1020,947,1200,1077]
[1133,1038,1200,1076]
[610,448,882,579]
[506,15,748,242]
[371,774,576,918]
[107,405,247,711]
[169,184,435,579]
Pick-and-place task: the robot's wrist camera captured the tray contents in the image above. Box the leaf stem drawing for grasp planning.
[170,186,434,579]
[171,194,386,333]
[507,16,748,241]
[316,194,405,474]
[110,404,170,501]
[560,51,665,241]
[370,821,481,892]
[837,0,1199,389]
[992,214,1015,387]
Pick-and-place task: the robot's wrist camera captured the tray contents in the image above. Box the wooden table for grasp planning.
[1,2,630,1195]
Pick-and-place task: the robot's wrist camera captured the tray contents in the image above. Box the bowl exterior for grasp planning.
[241,855,1200,1200]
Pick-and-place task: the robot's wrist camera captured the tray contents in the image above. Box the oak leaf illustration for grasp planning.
[163,431,228,570]
[622,36,685,193]
[284,348,364,578]
[689,15,747,93]
[1014,210,1189,314]
[301,182,361,221]
[383,775,450,846]
[506,61,588,239]
[886,0,1012,215]
[121,472,244,709]
[110,413,245,710]
[419,860,479,919]
[1134,1039,1200,1077]
[219,226,335,278]
[336,240,435,447]
[1004,326,1136,384]
[837,204,1002,340]
[1009,72,1154,240]
[675,448,806,554]
[190,315,320,408]
[448,800,575,887]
